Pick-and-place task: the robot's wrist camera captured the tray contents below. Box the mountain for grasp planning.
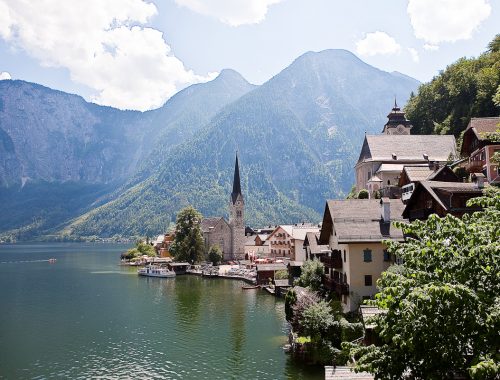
[63,49,420,239]
[0,71,255,240]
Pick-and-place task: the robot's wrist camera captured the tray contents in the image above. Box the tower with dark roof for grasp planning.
[381,98,413,135]
[229,153,245,260]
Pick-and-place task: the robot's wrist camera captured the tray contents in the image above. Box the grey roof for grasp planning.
[200,217,227,233]
[305,232,329,254]
[357,135,456,164]
[256,263,287,272]
[325,366,374,380]
[326,199,406,242]
[466,117,500,139]
[274,279,291,287]
[405,181,485,215]
[402,165,434,182]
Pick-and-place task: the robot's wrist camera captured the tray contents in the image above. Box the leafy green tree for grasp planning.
[346,185,357,199]
[405,34,500,137]
[346,188,500,379]
[295,259,325,291]
[208,244,223,265]
[274,269,289,280]
[136,242,156,256]
[169,206,205,264]
[357,189,369,199]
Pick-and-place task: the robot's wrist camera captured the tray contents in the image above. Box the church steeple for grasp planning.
[231,153,242,204]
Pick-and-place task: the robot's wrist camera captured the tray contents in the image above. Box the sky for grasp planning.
[0,0,498,111]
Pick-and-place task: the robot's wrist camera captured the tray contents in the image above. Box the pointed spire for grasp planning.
[393,96,400,111]
[231,152,242,204]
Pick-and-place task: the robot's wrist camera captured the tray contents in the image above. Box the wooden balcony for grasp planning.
[320,251,342,269]
[465,159,485,173]
[323,276,349,295]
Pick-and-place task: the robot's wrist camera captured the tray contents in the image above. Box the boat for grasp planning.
[48,258,57,263]
[242,285,259,290]
[138,265,176,278]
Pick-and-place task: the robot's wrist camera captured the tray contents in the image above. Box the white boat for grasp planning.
[138,265,176,278]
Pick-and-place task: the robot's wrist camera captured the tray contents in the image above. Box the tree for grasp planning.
[295,259,325,291]
[208,245,223,265]
[169,206,205,264]
[405,34,500,137]
[346,188,500,379]
[357,189,369,199]
[274,269,289,280]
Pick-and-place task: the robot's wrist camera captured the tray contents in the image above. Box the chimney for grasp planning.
[472,173,485,189]
[380,198,391,223]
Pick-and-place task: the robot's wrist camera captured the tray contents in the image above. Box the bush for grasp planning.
[357,189,369,199]
[208,245,223,265]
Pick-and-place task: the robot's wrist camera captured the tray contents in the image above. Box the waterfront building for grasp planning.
[318,198,406,313]
[461,116,500,185]
[256,262,287,285]
[201,154,246,261]
[355,102,457,197]
[244,234,270,258]
[267,223,320,261]
[303,232,329,261]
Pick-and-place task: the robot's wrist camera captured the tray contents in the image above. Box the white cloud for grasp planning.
[407,0,491,45]
[356,31,401,57]
[423,44,439,51]
[407,48,419,63]
[174,0,283,26]
[0,0,215,111]
[0,71,12,80]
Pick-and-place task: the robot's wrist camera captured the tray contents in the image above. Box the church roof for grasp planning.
[231,153,243,204]
[357,135,456,164]
[200,217,227,233]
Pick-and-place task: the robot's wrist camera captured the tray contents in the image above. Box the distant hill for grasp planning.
[63,49,420,239]
[0,72,255,240]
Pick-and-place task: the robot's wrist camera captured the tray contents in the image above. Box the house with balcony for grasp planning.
[398,164,459,203]
[303,232,329,261]
[461,117,500,185]
[267,223,320,261]
[402,180,485,221]
[318,198,406,313]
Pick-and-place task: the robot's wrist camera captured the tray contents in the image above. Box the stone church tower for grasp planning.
[229,153,245,260]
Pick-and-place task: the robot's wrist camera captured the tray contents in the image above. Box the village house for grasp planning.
[318,198,406,313]
[153,233,175,258]
[461,116,500,185]
[355,103,457,198]
[244,233,270,259]
[303,232,329,261]
[398,164,459,203]
[200,154,246,261]
[267,223,320,261]
[255,262,287,285]
[402,180,485,221]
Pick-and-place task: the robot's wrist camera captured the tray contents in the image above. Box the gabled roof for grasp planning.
[402,181,485,218]
[402,165,434,182]
[268,224,320,241]
[200,217,228,233]
[466,117,500,138]
[320,199,406,244]
[304,232,329,254]
[357,135,456,164]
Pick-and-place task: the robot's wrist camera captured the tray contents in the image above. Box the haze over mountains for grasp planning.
[0,49,419,240]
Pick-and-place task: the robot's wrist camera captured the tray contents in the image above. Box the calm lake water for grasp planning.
[0,243,322,379]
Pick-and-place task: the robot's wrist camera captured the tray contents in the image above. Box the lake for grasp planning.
[0,243,322,379]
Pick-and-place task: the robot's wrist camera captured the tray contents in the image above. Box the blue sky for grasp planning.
[0,0,498,111]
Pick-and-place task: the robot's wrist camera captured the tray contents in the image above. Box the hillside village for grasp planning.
[136,103,500,378]
[151,105,498,303]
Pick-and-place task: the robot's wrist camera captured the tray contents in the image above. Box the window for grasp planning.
[343,250,346,263]
[383,249,391,262]
[363,249,372,262]
[237,210,242,217]
[364,275,372,286]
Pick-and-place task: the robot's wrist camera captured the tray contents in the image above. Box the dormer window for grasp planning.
[392,153,397,160]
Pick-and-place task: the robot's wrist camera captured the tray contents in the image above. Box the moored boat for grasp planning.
[242,285,259,290]
[138,265,176,278]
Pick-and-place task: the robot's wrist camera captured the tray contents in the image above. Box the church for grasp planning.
[200,154,246,261]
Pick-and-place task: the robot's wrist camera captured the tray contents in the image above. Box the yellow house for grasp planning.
[318,198,406,312]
